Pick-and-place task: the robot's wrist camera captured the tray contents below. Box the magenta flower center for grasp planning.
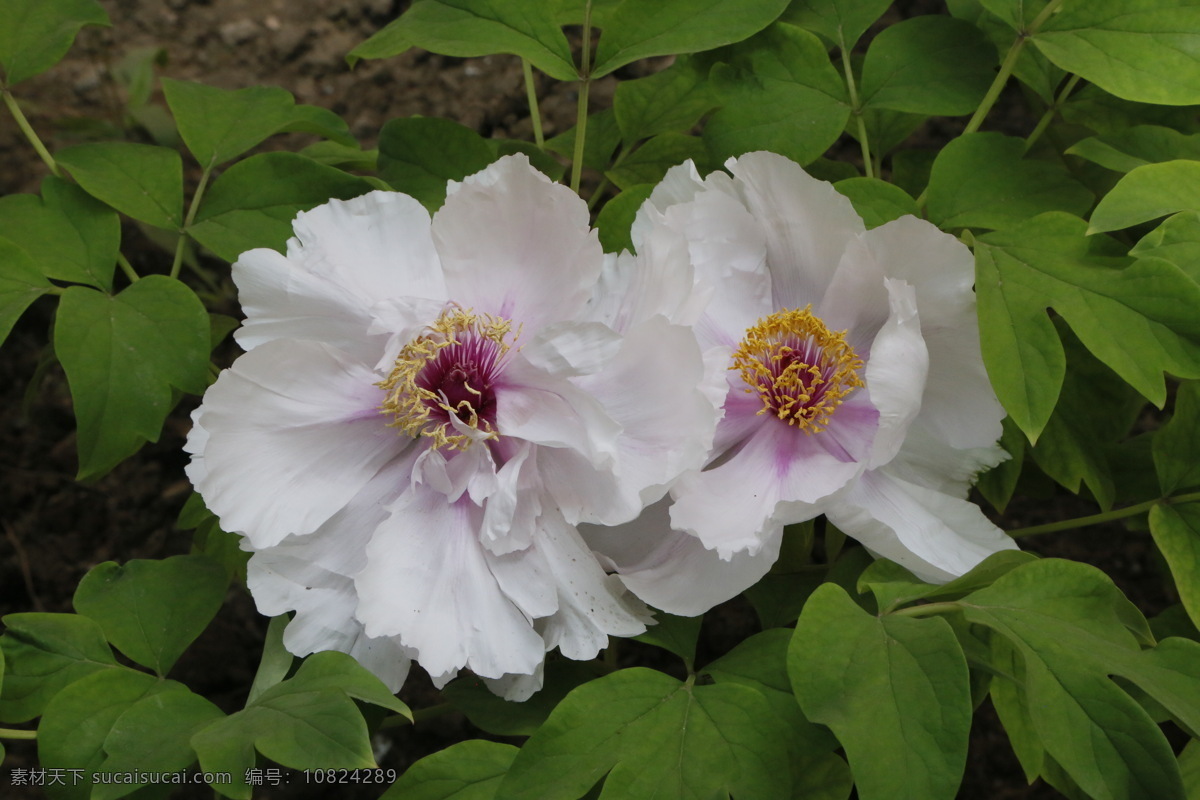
[378,308,517,450]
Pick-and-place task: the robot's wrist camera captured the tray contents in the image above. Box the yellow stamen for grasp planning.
[731,306,864,433]
[377,307,517,450]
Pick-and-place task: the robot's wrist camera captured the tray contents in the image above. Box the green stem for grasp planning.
[839,42,873,179]
[890,601,962,619]
[570,0,593,195]
[117,253,140,283]
[1006,491,1200,538]
[522,58,545,149]
[1023,73,1081,154]
[172,163,213,280]
[0,727,37,740]
[3,90,62,178]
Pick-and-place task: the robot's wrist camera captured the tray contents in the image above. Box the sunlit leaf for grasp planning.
[1090,160,1200,233]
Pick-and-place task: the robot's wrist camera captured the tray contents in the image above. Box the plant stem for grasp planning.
[0,727,37,740]
[1023,73,1081,154]
[3,90,62,178]
[839,42,873,179]
[172,163,213,280]
[117,253,140,283]
[522,58,545,149]
[570,0,593,195]
[891,601,962,619]
[1006,491,1200,538]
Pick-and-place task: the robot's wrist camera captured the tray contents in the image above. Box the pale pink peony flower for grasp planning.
[587,152,1017,612]
[185,155,722,698]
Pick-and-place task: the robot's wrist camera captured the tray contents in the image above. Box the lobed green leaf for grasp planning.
[349,0,577,81]
[1155,382,1200,495]
[1090,160,1200,233]
[595,184,653,254]
[0,0,109,85]
[833,177,917,230]
[1149,505,1200,632]
[55,276,210,479]
[790,583,972,800]
[443,660,605,737]
[382,741,518,800]
[1131,212,1200,284]
[56,142,184,230]
[72,555,228,677]
[613,56,715,144]
[704,22,849,165]
[780,0,892,49]
[605,133,707,191]
[498,667,793,800]
[377,117,496,211]
[0,613,116,723]
[590,0,789,78]
[0,237,52,348]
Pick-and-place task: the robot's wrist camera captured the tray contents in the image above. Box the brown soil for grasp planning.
[0,1,1178,799]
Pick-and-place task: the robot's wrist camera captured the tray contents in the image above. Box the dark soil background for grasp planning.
[0,1,1179,798]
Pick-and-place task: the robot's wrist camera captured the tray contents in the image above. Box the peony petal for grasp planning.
[234,191,445,360]
[670,420,860,557]
[631,159,706,249]
[520,321,624,378]
[862,279,929,470]
[724,151,865,308]
[483,664,545,702]
[355,487,546,681]
[827,469,1019,583]
[911,312,1005,451]
[582,499,779,617]
[188,339,409,548]
[435,155,601,330]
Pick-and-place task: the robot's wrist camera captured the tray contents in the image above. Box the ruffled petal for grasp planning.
[234,191,444,360]
[435,155,601,330]
[355,487,546,681]
[827,469,1019,583]
[187,339,408,548]
[582,499,779,617]
[724,152,865,308]
[669,420,861,557]
[862,279,929,469]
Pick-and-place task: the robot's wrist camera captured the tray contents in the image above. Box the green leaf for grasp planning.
[1091,161,1200,233]
[1029,325,1143,508]
[966,559,1187,800]
[444,660,606,737]
[0,0,110,85]
[858,551,1039,615]
[382,740,518,800]
[348,0,577,81]
[1156,383,1200,494]
[926,133,1093,231]
[301,140,379,172]
[974,213,1200,439]
[0,236,52,347]
[246,615,293,705]
[1060,84,1199,137]
[1131,212,1200,284]
[1067,126,1200,174]
[489,139,566,181]
[976,416,1027,512]
[1032,0,1200,106]
[377,117,497,211]
[613,56,715,144]
[591,0,789,78]
[498,668,793,800]
[55,276,210,479]
[0,613,116,723]
[162,79,350,168]
[780,0,892,49]
[1182,739,1200,799]
[56,142,184,230]
[858,16,996,115]
[72,555,228,676]
[833,177,917,229]
[790,583,972,800]
[1150,505,1200,631]
[605,133,707,190]
[38,668,160,800]
[948,0,1064,104]
[95,683,225,800]
[192,651,402,800]
[704,22,849,165]
[595,184,652,254]
[189,152,374,261]
[853,107,925,158]
[0,177,119,290]
[632,612,702,666]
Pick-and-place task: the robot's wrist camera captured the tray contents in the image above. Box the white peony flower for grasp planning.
[587,151,1017,608]
[185,154,723,698]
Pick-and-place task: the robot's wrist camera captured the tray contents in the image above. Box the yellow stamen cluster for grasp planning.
[731,306,864,434]
[377,307,516,451]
